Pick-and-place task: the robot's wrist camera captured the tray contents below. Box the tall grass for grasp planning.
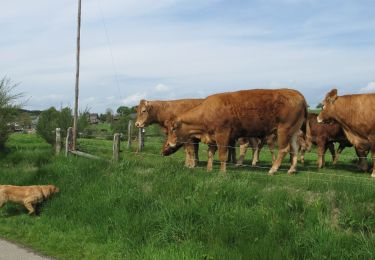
[0,133,375,259]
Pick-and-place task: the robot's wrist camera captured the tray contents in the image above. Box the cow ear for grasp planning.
[326,89,338,104]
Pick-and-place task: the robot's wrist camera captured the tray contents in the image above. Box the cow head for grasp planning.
[166,119,186,148]
[317,89,338,123]
[135,100,151,128]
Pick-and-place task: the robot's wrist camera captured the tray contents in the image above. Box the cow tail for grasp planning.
[303,106,312,151]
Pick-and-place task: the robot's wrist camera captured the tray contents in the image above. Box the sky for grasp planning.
[1,0,375,113]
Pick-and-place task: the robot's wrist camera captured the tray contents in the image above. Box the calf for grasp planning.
[135,99,202,167]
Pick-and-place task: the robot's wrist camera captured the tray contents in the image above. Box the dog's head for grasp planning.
[41,185,60,199]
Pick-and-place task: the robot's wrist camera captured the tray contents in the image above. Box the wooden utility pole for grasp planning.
[72,0,82,151]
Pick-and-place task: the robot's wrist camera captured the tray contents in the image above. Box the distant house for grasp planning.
[7,122,23,132]
[89,113,100,124]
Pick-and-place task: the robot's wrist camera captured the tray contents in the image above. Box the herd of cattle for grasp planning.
[135,88,375,177]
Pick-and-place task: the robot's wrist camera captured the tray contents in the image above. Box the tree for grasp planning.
[17,112,32,129]
[58,107,73,135]
[105,108,114,123]
[0,77,22,150]
[36,107,73,145]
[116,106,136,116]
[316,103,323,109]
[36,107,60,144]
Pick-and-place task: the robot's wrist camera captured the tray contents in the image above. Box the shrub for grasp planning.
[36,107,73,144]
[0,77,22,150]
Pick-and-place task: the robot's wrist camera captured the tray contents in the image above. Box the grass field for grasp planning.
[1,133,375,259]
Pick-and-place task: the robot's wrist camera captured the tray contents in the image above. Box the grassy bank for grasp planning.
[1,134,375,259]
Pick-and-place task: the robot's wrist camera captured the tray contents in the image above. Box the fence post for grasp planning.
[55,128,61,155]
[138,127,144,151]
[113,133,120,162]
[65,127,73,156]
[127,120,133,149]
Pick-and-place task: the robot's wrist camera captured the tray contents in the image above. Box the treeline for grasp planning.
[35,105,149,144]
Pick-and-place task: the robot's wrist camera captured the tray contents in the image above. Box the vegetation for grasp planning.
[1,133,375,259]
[0,77,22,150]
[36,107,73,144]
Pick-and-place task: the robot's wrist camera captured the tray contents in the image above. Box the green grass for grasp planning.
[1,133,375,259]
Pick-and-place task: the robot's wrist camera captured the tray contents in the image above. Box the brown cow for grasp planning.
[166,89,309,174]
[236,135,277,167]
[301,113,352,168]
[317,89,373,176]
[135,99,203,167]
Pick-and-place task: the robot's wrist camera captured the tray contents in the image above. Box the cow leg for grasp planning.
[194,141,200,166]
[287,132,299,175]
[266,135,276,163]
[252,146,259,166]
[333,142,345,165]
[299,147,305,166]
[207,144,217,172]
[184,143,195,168]
[215,132,232,173]
[356,148,369,172]
[237,141,249,166]
[316,141,326,169]
[371,143,375,178]
[227,139,237,164]
[269,128,290,175]
[327,142,336,164]
[250,138,260,166]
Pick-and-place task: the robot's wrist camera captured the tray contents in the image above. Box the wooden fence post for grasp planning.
[65,127,73,156]
[55,128,61,155]
[138,127,144,151]
[113,133,120,161]
[127,120,133,149]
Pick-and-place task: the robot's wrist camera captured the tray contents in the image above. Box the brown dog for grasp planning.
[0,185,59,215]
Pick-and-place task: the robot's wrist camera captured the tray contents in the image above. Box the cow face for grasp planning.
[135,100,150,128]
[317,89,338,123]
[166,119,184,148]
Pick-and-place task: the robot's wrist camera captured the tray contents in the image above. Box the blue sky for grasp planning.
[1,0,375,112]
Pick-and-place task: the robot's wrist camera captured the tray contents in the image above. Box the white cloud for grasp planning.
[121,93,147,106]
[360,82,375,93]
[155,83,169,92]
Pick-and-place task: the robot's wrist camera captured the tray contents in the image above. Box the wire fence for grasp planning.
[74,135,375,189]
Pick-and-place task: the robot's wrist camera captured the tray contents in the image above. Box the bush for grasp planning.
[0,77,22,150]
[36,107,73,144]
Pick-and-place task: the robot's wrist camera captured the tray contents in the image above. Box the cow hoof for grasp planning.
[268,169,276,175]
[287,169,296,175]
[370,174,375,178]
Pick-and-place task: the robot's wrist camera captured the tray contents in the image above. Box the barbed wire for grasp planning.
[75,140,375,188]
